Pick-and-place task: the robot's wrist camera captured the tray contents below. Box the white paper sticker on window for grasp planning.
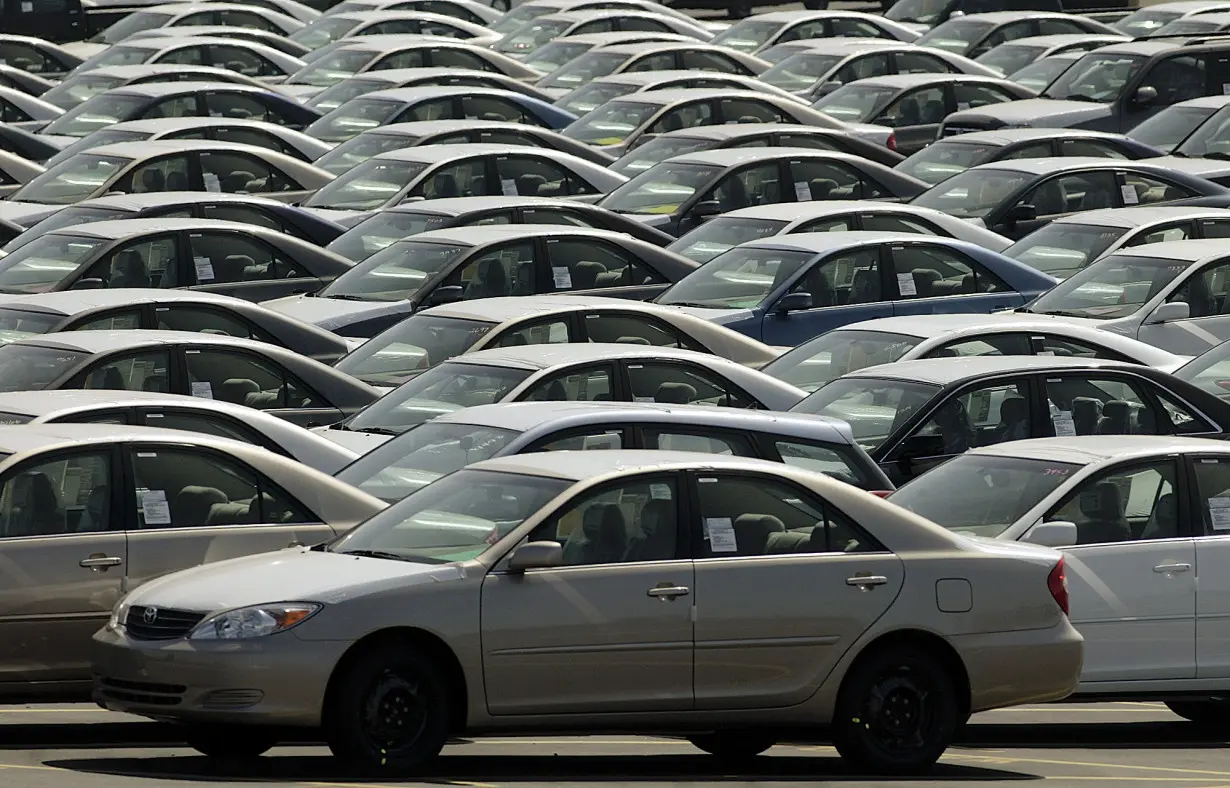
[794,181,811,202]
[1052,410,1076,437]
[706,517,737,552]
[1037,350,1055,356]
[650,483,671,499]
[552,266,572,289]
[20,1,31,11]
[140,489,172,525]
[634,396,655,402]
[897,273,917,296]
[1223,83,1230,95]
[1121,184,1139,205]
[500,178,518,196]
[1211,498,1230,530]
[193,256,214,282]
[957,101,970,111]
[203,173,221,192]
[581,433,620,450]
[191,381,213,399]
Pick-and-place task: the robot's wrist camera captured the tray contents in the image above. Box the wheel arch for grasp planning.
[840,628,972,722]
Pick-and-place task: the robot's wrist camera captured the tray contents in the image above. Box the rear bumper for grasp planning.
[953,620,1084,713]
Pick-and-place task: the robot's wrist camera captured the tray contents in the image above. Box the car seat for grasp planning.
[9,471,61,536]
[1030,181,1067,216]
[138,168,165,193]
[1097,400,1132,434]
[1183,275,1215,318]
[933,399,974,454]
[464,259,508,299]
[91,366,126,390]
[716,177,748,212]
[142,375,168,392]
[166,171,189,190]
[515,173,546,197]
[1071,396,1102,435]
[909,268,941,298]
[432,172,460,198]
[654,382,695,404]
[920,99,945,124]
[809,178,836,201]
[849,268,880,303]
[169,485,227,527]
[623,498,675,561]
[220,378,259,405]
[512,260,535,295]
[993,396,1029,443]
[894,97,920,126]
[1079,186,1113,211]
[543,379,568,401]
[1141,492,1177,539]
[574,503,627,564]
[731,513,784,556]
[800,267,835,306]
[109,250,150,288]
[571,261,606,290]
[1076,481,1130,543]
[617,336,651,345]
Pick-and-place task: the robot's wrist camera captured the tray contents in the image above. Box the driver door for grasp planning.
[1138,259,1230,356]
[872,85,949,157]
[760,246,892,347]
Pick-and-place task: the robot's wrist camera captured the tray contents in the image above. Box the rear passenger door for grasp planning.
[121,444,334,589]
[181,347,343,427]
[870,85,949,156]
[886,241,1023,317]
[184,231,316,301]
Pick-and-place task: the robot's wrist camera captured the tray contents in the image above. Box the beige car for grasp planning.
[93,451,1081,774]
[0,424,384,700]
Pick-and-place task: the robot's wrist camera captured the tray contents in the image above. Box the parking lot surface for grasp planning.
[0,702,1225,788]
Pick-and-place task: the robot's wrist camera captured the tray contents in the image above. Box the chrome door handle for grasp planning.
[80,556,123,570]
[847,575,888,588]
[1153,563,1192,573]
[647,585,690,600]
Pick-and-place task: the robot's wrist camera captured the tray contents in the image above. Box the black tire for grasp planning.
[1166,700,1230,727]
[832,646,959,775]
[687,731,776,760]
[183,725,278,759]
[323,643,451,775]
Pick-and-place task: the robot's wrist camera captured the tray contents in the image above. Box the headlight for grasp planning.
[108,597,131,633]
[189,603,321,641]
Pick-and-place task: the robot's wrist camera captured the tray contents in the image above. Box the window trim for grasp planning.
[1045,455,1190,544]
[622,358,763,409]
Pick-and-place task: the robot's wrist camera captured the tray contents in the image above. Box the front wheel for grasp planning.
[832,646,958,774]
[688,731,776,760]
[1166,699,1230,727]
[182,725,278,759]
[324,643,451,775]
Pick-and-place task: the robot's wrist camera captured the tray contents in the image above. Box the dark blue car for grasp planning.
[655,231,1058,346]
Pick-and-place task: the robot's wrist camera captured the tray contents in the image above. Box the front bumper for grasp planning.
[91,626,348,727]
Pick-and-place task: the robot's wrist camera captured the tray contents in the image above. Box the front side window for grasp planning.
[71,309,142,332]
[0,235,104,294]
[625,362,752,408]
[76,351,171,393]
[492,319,572,349]
[1047,460,1177,544]
[201,152,296,195]
[186,232,293,284]
[84,236,180,289]
[127,155,193,195]
[789,248,882,306]
[903,379,1033,460]
[793,376,941,452]
[457,243,535,300]
[642,427,754,456]
[495,156,594,199]
[0,450,109,537]
[876,86,946,129]
[1021,172,1118,216]
[546,239,657,292]
[184,349,314,410]
[391,98,454,124]
[412,159,488,201]
[791,160,880,201]
[890,243,1008,299]
[522,364,614,403]
[1167,259,1230,319]
[206,92,274,122]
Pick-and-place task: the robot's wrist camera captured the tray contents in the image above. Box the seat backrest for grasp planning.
[99,367,126,390]
[731,513,784,556]
[1097,399,1132,434]
[140,168,165,192]
[11,471,61,535]
[220,378,259,404]
[809,178,835,201]
[933,399,973,454]
[654,381,696,404]
[911,268,941,298]
[1143,491,1177,538]
[544,379,568,401]
[170,485,227,527]
[850,268,880,303]
[1071,396,1102,435]
[997,395,1028,441]
[578,502,627,563]
[920,99,945,124]
[896,97,919,125]
[516,173,546,196]
[1077,480,1129,543]
[142,374,168,392]
[433,172,459,198]
[571,261,606,290]
[624,498,676,561]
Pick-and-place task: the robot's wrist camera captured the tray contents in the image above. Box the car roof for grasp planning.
[369,142,562,164]
[943,10,1057,21]
[0,389,265,417]
[0,288,250,317]
[105,81,275,98]
[1167,94,1230,109]
[934,128,1127,146]
[740,230,923,254]
[378,194,601,216]
[607,88,777,106]
[968,435,1230,465]
[13,329,284,355]
[998,33,1125,46]
[70,191,285,211]
[657,123,835,141]
[591,69,751,86]
[360,85,524,104]
[421,294,693,322]
[591,41,735,54]
[746,9,882,20]
[468,448,792,481]
[454,342,726,371]
[1085,40,1180,56]
[842,73,1002,89]
[1110,238,1230,263]
[718,201,938,221]
[847,355,1143,385]
[107,117,295,134]
[365,119,546,137]
[0,423,256,456]
[1051,205,1230,229]
[50,217,271,240]
[972,156,1153,175]
[664,147,866,167]
[83,139,277,159]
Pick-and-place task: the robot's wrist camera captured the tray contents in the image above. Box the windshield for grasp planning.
[346,361,533,433]
[328,468,570,562]
[1007,56,1076,93]
[289,16,359,48]
[303,159,427,210]
[42,93,148,138]
[490,3,552,35]
[896,141,997,186]
[1026,253,1184,319]
[321,240,467,301]
[1177,344,1230,401]
[44,130,149,170]
[764,330,922,392]
[1173,106,1230,158]
[1129,106,1214,153]
[0,308,64,341]
[812,84,897,123]
[288,48,377,87]
[40,74,124,110]
[889,454,1079,537]
[92,11,173,44]
[792,377,940,452]
[336,315,496,385]
[1004,222,1125,279]
[916,19,994,54]
[72,45,154,74]
[307,77,389,113]
[1,208,123,255]
[557,81,640,116]
[0,234,102,294]
[496,18,573,55]
[1043,53,1145,102]
[886,0,951,25]
[666,217,788,263]
[1114,8,1182,37]
[563,99,660,145]
[337,423,520,500]
[10,155,127,206]
[609,135,711,176]
[761,53,844,93]
[538,51,627,89]
[326,210,452,260]
[0,344,87,391]
[712,20,779,53]
[601,162,722,214]
[305,97,402,143]
[658,245,815,308]
[1156,18,1224,34]
[313,132,421,175]
[975,44,1044,77]
[909,167,1029,219]
[524,40,592,73]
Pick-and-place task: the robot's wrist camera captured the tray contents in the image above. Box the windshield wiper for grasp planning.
[1049,93,1100,103]
[1203,151,1230,161]
[1031,308,1090,317]
[351,426,399,436]
[661,301,720,309]
[322,293,372,301]
[337,549,411,561]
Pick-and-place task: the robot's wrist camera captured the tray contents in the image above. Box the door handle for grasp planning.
[80,555,123,570]
[1153,563,1192,573]
[646,585,690,600]
[846,575,888,589]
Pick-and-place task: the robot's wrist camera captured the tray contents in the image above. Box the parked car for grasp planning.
[0,34,85,79]
[306,68,557,114]
[534,42,771,100]
[264,225,697,336]
[521,31,700,75]
[973,34,1128,77]
[1114,0,1230,37]
[555,69,803,118]
[323,0,501,25]
[0,422,383,699]
[92,449,1080,772]
[65,35,305,81]
[0,123,62,164]
[336,400,891,495]
[1127,95,1230,154]
[495,9,714,58]
[0,151,43,198]
[915,11,1120,58]
[39,64,275,111]
[793,356,1230,483]
[83,1,305,48]
[1003,49,1082,94]
[290,10,498,51]
[0,85,64,132]
[122,25,314,59]
[710,10,920,54]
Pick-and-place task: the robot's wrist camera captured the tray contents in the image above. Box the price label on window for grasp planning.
[1052,410,1076,437]
[794,181,811,202]
[1121,184,1139,205]
[897,273,917,296]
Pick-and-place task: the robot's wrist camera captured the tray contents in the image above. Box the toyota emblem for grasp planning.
[143,607,158,624]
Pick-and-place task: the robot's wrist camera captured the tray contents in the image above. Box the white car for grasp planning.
[889,434,1230,725]
[764,313,1189,393]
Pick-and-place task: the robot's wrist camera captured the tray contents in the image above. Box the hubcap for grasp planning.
[865,671,930,753]
[361,670,428,755]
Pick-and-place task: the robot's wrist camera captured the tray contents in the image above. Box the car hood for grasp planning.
[540,87,570,100]
[263,293,405,331]
[313,425,393,453]
[667,304,756,326]
[282,84,325,100]
[948,98,1111,128]
[59,42,110,59]
[300,207,373,227]
[0,201,62,227]
[121,547,467,612]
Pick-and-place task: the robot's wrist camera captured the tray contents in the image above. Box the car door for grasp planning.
[760,246,893,347]
[1139,258,1230,355]
[1185,455,1230,679]
[995,170,1120,240]
[0,446,125,687]
[181,347,344,427]
[688,471,902,709]
[887,241,1024,317]
[1039,457,1195,682]
[76,234,185,292]
[787,158,887,203]
[122,444,336,590]
[622,360,760,407]
[494,153,598,199]
[198,150,308,203]
[871,85,949,157]
[480,471,694,713]
[184,229,315,300]
[579,311,703,350]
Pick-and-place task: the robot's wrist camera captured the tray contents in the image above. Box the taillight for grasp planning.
[1048,557,1069,616]
[886,132,897,152]
[869,490,893,499]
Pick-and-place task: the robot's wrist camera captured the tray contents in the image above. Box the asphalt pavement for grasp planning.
[0,702,1226,788]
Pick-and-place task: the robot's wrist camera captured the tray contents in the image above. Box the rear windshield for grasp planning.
[791,377,940,452]
[0,344,86,392]
[335,315,496,385]
[764,330,922,392]
[344,361,533,433]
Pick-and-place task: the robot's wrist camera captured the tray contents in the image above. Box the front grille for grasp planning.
[96,675,185,706]
[202,689,264,709]
[125,606,205,641]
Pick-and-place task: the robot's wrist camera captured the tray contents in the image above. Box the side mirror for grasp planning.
[70,278,105,291]
[103,191,125,197]
[1134,85,1159,105]
[1005,203,1037,224]
[1145,301,1190,325]
[1022,520,1078,548]
[426,284,464,306]
[630,133,657,150]
[506,540,563,572]
[898,433,946,460]
[950,8,965,16]
[775,291,813,313]
[401,195,426,203]
[691,199,722,219]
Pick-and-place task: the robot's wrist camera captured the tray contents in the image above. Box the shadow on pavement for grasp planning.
[958,721,1230,750]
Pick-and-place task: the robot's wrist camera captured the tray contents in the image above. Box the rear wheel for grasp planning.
[183,725,278,759]
[687,731,776,760]
[1166,700,1230,727]
[832,646,958,774]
